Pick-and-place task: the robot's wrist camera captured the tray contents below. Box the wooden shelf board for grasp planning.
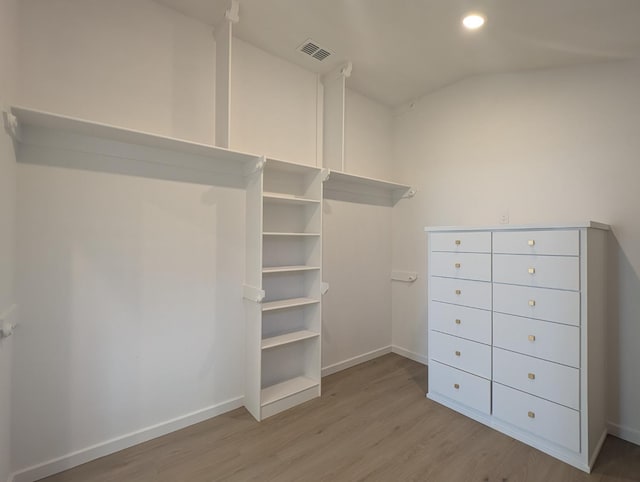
[262,297,319,312]
[263,232,321,237]
[262,265,320,274]
[9,106,262,187]
[263,192,320,205]
[261,330,319,350]
[261,376,319,407]
[324,169,413,206]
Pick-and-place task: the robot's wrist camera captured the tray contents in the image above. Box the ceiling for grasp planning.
[156,0,640,107]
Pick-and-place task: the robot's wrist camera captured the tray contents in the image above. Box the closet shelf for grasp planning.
[261,330,319,350]
[262,297,320,312]
[262,265,321,274]
[263,232,321,237]
[324,169,414,206]
[263,192,320,205]
[7,106,262,188]
[261,376,319,407]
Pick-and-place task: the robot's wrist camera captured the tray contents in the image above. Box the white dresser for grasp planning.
[425,222,609,472]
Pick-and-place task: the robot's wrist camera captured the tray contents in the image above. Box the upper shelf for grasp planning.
[6,106,263,188]
[323,169,415,207]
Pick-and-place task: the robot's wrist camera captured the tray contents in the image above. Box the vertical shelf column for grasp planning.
[214,0,239,148]
[244,158,326,421]
[322,62,352,172]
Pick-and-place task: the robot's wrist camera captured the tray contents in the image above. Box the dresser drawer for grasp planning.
[430,301,491,345]
[493,383,580,452]
[493,313,579,368]
[493,348,579,409]
[493,283,580,326]
[430,252,491,282]
[493,230,579,256]
[430,232,491,253]
[429,361,491,414]
[431,277,492,310]
[493,254,579,291]
[430,331,491,379]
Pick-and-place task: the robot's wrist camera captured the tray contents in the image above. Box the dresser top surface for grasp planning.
[424,221,610,232]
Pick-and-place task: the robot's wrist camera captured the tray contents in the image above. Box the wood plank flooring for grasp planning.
[39,354,640,481]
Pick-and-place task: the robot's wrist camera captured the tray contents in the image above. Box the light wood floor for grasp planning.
[39,354,640,482]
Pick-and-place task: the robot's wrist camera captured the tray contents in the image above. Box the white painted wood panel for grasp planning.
[429,331,491,379]
[493,283,580,326]
[430,277,492,310]
[493,230,579,256]
[493,313,580,367]
[493,383,580,452]
[493,348,579,409]
[429,231,491,253]
[430,252,491,282]
[430,302,491,345]
[493,254,579,291]
[429,361,491,414]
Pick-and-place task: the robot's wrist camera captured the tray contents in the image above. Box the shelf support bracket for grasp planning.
[321,168,330,182]
[244,156,266,177]
[243,285,265,303]
[225,0,240,23]
[391,271,418,283]
[2,111,20,141]
[403,188,417,199]
[321,282,330,295]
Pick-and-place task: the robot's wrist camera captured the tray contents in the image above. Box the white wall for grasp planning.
[11,0,244,478]
[344,88,393,180]
[17,0,216,144]
[392,59,640,443]
[231,38,320,166]
[321,89,396,372]
[0,0,18,479]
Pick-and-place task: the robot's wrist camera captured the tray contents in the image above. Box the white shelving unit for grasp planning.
[244,157,325,421]
[324,169,415,206]
[6,106,262,188]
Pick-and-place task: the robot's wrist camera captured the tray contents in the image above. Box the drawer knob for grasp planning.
[528,267,536,274]
[528,240,535,246]
[455,240,461,245]
[528,411,536,419]
[528,373,536,380]
[455,289,462,295]
[455,350,461,356]
[455,262,461,268]
[455,319,461,325]
[528,299,536,307]
[528,335,536,342]
[454,383,460,389]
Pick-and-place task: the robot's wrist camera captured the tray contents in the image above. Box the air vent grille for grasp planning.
[298,39,333,62]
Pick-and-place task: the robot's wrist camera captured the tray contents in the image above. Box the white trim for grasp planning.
[391,345,428,365]
[589,429,608,469]
[321,346,391,377]
[9,397,244,482]
[607,421,640,447]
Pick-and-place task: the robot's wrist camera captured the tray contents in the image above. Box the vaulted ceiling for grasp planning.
[156,0,640,106]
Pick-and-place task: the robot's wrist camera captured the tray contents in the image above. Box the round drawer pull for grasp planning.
[528,240,535,246]
[455,319,461,325]
[454,383,460,389]
[528,373,536,380]
[528,299,536,307]
[528,335,536,342]
[528,411,536,419]
[455,263,461,268]
[455,289,462,295]
[455,240,461,245]
[528,267,536,274]
[455,351,461,356]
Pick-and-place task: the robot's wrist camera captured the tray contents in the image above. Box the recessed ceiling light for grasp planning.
[462,13,486,30]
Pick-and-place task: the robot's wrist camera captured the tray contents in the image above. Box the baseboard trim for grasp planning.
[322,346,392,377]
[391,345,428,365]
[607,421,640,447]
[10,397,244,482]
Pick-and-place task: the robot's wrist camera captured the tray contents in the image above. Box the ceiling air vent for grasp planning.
[298,39,333,61]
